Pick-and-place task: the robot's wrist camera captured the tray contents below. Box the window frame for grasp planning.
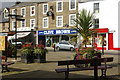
[21,20,26,27]
[69,14,76,26]
[21,7,26,17]
[30,6,35,16]
[94,3,99,13]
[56,1,63,12]
[43,17,48,28]
[43,4,48,14]
[12,9,16,15]
[56,15,63,27]
[12,21,15,30]
[69,0,76,10]
[30,19,35,28]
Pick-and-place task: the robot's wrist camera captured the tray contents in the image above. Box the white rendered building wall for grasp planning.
[78,0,120,48]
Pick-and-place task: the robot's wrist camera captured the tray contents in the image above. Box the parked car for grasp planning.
[55,41,74,51]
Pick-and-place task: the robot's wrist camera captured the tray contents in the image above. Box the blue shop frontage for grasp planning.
[38,29,77,47]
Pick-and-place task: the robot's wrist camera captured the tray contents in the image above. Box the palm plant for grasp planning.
[73,9,95,48]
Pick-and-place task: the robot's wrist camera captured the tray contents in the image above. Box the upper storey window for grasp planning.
[69,0,76,10]
[30,6,35,16]
[43,4,48,14]
[56,1,63,12]
[94,3,99,13]
[21,7,26,17]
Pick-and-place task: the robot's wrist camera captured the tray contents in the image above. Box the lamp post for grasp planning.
[6,10,24,60]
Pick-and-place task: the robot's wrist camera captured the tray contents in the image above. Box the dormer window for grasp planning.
[3,8,9,19]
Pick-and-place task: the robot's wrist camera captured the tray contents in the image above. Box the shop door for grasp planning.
[38,36,45,47]
[108,33,113,50]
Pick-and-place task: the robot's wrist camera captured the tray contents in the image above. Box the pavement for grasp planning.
[1,47,120,80]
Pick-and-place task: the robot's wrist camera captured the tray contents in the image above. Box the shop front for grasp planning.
[38,29,77,47]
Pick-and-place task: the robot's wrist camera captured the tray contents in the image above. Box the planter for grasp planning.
[34,52,46,63]
[21,53,34,63]
[74,53,101,67]
[90,53,101,66]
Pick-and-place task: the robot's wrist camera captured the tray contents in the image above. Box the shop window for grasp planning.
[69,0,76,10]
[94,3,99,13]
[30,6,35,16]
[69,14,76,26]
[43,4,48,14]
[30,19,35,28]
[97,34,106,46]
[21,7,26,17]
[62,35,69,41]
[56,1,63,12]
[57,16,63,27]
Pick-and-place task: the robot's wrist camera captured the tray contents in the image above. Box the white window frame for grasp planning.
[69,0,76,10]
[21,7,26,17]
[43,4,48,14]
[12,21,15,30]
[56,15,63,27]
[30,19,35,28]
[56,1,63,12]
[30,6,35,16]
[21,20,26,27]
[69,14,76,26]
[43,17,48,28]
[12,9,16,15]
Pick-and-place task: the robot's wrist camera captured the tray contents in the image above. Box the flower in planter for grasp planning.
[21,42,33,55]
[74,47,101,60]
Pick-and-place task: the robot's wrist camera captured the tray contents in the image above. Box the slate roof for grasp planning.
[0,8,9,23]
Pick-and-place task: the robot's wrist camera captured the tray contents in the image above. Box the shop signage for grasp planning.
[38,29,77,35]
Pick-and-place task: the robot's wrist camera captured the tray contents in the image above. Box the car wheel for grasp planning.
[56,47,60,51]
[70,47,74,51]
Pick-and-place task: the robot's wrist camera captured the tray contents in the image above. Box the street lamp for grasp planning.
[5,10,24,60]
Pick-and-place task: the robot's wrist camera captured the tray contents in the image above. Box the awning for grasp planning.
[8,32,31,40]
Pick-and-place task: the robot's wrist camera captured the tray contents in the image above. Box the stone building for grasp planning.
[9,0,79,46]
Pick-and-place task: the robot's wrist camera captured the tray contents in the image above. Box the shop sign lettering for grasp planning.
[38,29,77,35]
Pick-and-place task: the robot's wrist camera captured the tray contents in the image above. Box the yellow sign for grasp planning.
[0,36,5,51]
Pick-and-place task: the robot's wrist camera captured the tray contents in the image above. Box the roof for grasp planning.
[0,8,9,23]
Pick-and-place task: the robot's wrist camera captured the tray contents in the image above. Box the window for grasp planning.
[94,3,99,13]
[2,23,5,30]
[56,1,63,12]
[21,20,26,27]
[30,19,35,28]
[94,19,99,28]
[12,9,17,15]
[12,21,15,30]
[43,17,48,28]
[21,7,26,17]
[69,0,76,10]
[30,6,35,16]
[43,4,48,14]
[56,16,63,27]
[69,14,76,26]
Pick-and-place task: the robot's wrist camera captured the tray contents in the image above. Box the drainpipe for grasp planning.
[36,3,39,45]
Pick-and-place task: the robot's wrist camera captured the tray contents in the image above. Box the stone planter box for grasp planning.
[21,53,34,63]
[34,52,46,63]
